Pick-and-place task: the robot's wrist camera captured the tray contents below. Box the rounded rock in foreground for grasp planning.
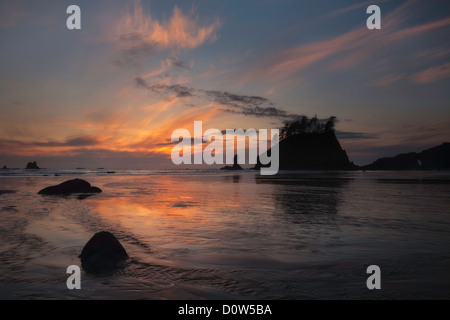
[38,178,102,195]
[79,231,129,274]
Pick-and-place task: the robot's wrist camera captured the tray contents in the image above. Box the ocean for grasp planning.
[0,169,449,299]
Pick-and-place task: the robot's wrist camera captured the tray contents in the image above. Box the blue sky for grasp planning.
[0,0,449,168]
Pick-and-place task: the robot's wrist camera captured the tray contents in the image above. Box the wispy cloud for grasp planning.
[370,73,405,87]
[0,135,100,148]
[134,77,194,97]
[166,57,192,70]
[239,0,450,86]
[113,1,221,66]
[203,90,273,109]
[411,63,450,84]
[336,130,377,140]
[219,106,299,119]
[321,0,392,20]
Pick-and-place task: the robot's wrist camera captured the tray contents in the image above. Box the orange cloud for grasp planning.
[116,0,221,50]
[0,102,220,160]
[127,103,221,154]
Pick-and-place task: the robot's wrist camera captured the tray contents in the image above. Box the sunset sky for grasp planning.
[1,0,449,169]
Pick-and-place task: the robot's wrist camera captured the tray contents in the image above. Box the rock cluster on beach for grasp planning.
[38,178,102,195]
[220,155,244,171]
[79,231,129,274]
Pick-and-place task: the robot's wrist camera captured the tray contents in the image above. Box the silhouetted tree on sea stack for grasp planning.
[280,116,337,140]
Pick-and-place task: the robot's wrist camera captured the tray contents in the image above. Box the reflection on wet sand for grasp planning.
[222,175,241,183]
[256,173,351,216]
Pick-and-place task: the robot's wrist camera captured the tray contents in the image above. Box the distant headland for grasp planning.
[362,143,450,171]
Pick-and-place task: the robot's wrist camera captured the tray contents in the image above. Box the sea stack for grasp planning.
[255,131,356,171]
[25,161,40,169]
[79,231,129,273]
[220,155,244,171]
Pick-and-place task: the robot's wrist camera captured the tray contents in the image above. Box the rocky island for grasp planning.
[254,116,357,171]
[25,161,40,169]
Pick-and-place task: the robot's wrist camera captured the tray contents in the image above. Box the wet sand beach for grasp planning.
[1,170,450,299]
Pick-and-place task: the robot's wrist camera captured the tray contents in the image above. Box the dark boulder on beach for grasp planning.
[26,161,40,169]
[38,178,102,195]
[2,165,7,169]
[221,155,244,171]
[79,231,128,273]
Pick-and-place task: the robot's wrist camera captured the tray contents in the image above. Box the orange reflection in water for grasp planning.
[83,174,252,252]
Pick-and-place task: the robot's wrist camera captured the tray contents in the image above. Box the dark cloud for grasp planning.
[401,132,445,143]
[201,89,301,120]
[201,90,302,120]
[220,106,297,119]
[114,37,155,67]
[202,90,271,108]
[0,150,172,170]
[166,57,192,70]
[35,136,100,147]
[335,131,377,140]
[157,84,194,98]
[134,77,150,89]
[134,77,194,98]
[134,78,302,120]
[0,136,100,148]
[159,138,204,148]
[64,136,100,147]
[219,129,263,136]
